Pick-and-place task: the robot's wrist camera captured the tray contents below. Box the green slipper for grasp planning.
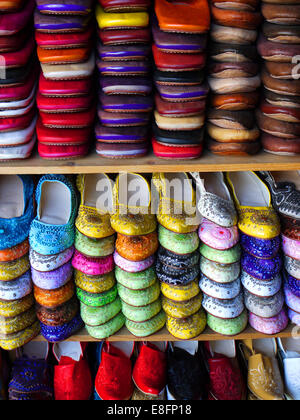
[207,309,248,336]
[125,310,166,337]
[75,229,115,257]
[117,281,160,307]
[199,243,241,264]
[80,297,122,326]
[115,266,157,290]
[85,311,125,339]
[121,298,162,322]
[158,225,200,255]
[76,285,118,307]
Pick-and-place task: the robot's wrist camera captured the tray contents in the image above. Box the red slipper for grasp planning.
[0,108,36,132]
[39,103,96,128]
[38,142,90,159]
[152,44,206,72]
[53,342,92,401]
[39,73,92,97]
[37,117,91,145]
[36,91,93,113]
[205,342,246,401]
[132,342,167,396]
[35,26,93,48]
[95,342,134,400]
[152,138,203,159]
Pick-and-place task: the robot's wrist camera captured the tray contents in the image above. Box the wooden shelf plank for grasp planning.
[1,150,300,174]
[31,324,298,343]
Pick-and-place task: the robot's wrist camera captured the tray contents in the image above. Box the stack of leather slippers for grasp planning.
[260,171,300,328]
[153,172,206,340]
[72,174,125,340]
[257,0,300,155]
[0,175,39,350]
[0,0,37,160]
[34,0,96,160]
[190,172,247,336]
[29,175,84,342]
[226,171,288,335]
[152,0,210,160]
[207,0,262,156]
[112,174,165,337]
[95,0,152,159]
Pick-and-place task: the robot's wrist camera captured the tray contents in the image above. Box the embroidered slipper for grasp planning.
[36,295,79,326]
[29,174,78,255]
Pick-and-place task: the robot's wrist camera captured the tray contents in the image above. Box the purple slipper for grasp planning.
[152,18,207,53]
[97,59,150,76]
[100,92,153,113]
[98,43,150,61]
[34,9,90,32]
[98,109,151,126]
[95,124,149,143]
[241,252,283,281]
[100,76,152,95]
[156,83,209,102]
[96,142,149,159]
[36,0,93,15]
[31,261,73,291]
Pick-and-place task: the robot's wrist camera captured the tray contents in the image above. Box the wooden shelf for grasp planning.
[1,150,300,174]
[31,324,298,343]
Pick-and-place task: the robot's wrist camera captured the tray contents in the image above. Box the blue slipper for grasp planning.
[29,174,78,255]
[0,175,34,250]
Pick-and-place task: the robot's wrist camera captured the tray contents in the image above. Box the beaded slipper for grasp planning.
[125,310,166,337]
[115,265,156,290]
[29,175,78,255]
[76,284,118,307]
[117,281,160,307]
[166,309,207,340]
[80,296,122,326]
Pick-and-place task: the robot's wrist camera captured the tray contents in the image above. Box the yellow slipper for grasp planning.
[152,172,200,234]
[0,254,30,282]
[161,279,200,302]
[226,171,281,239]
[75,174,115,239]
[166,309,207,340]
[110,173,157,236]
[240,339,284,400]
[96,4,149,29]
